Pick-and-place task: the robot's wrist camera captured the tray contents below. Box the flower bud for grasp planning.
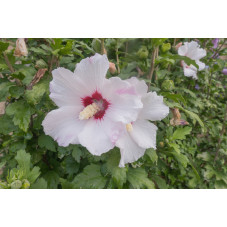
[159,142,164,147]
[109,62,116,74]
[137,46,149,59]
[161,80,174,91]
[22,179,30,189]
[175,42,182,50]
[11,180,22,189]
[14,38,28,57]
[35,59,48,69]
[161,43,171,52]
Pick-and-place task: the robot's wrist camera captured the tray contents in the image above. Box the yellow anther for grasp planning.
[126,123,133,132]
[79,103,100,120]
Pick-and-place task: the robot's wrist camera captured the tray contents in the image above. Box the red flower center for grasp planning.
[81,91,110,120]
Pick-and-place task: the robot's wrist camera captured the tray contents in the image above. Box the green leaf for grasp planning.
[105,149,127,188]
[127,168,155,189]
[161,92,186,106]
[65,156,79,177]
[27,166,41,184]
[0,114,18,134]
[152,175,168,189]
[15,149,31,176]
[168,142,181,154]
[43,171,59,189]
[31,178,48,189]
[171,126,192,140]
[0,81,13,101]
[72,146,82,163]
[182,109,204,129]
[11,72,25,80]
[145,148,158,163]
[60,178,74,189]
[38,134,56,152]
[0,41,9,53]
[171,152,188,168]
[9,86,24,98]
[6,100,33,132]
[25,80,48,105]
[73,164,107,189]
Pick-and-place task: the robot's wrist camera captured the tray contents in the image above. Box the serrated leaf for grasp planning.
[31,178,48,189]
[6,100,33,132]
[25,80,48,105]
[38,134,56,152]
[9,86,24,98]
[127,167,155,189]
[72,146,82,163]
[105,149,127,188]
[73,164,107,189]
[15,149,31,176]
[0,41,9,52]
[145,148,158,163]
[0,114,18,134]
[152,175,168,189]
[171,152,188,168]
[43,171,59,189]
[27,166,41,184]
[0,81,13,101]
[171,126,192,140]
[65,156,79,177]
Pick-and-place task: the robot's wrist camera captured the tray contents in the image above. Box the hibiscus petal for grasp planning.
[139,92,169,121]
[183,65,198,79]
[74,53,109,92]
[116,132,146,167]
[130,120,157,149]
[196,60,206,71]
[78,119,120,156]
[42,106,86,147]
[178,41,206,60]
[126,77,148,96]
[103,77,143,124]
[50,67,86,107]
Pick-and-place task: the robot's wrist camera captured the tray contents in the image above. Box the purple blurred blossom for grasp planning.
[212,38,219,49]
[195,84,200,90]
[222,68,227,75]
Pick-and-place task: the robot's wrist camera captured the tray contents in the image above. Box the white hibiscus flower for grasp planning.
[42,54,143,156]
[178,41,206,79]
[115,77,169,167]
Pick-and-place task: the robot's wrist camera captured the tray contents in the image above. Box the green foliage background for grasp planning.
[0,38,226,189]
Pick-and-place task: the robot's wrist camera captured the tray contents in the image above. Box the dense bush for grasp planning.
[0,38,226,189]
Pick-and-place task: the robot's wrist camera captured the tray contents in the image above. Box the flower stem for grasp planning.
[148,47,157,87]
[101,38,105,55]
[116,39,120,74]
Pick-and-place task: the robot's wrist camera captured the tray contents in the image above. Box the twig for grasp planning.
[147,47,157,87]
[3,52,21,85]
[101,38,105,55]
[115,39,120,74]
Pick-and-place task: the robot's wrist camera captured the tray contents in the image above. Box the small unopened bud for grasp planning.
[159,142,164,147]
[161,80,174,91]
[22,179,30,189]
[161,43,171,52]
[11,180,22,189]
[14,38,28,57]
[175,42,182,50]
[109,62,116,74]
